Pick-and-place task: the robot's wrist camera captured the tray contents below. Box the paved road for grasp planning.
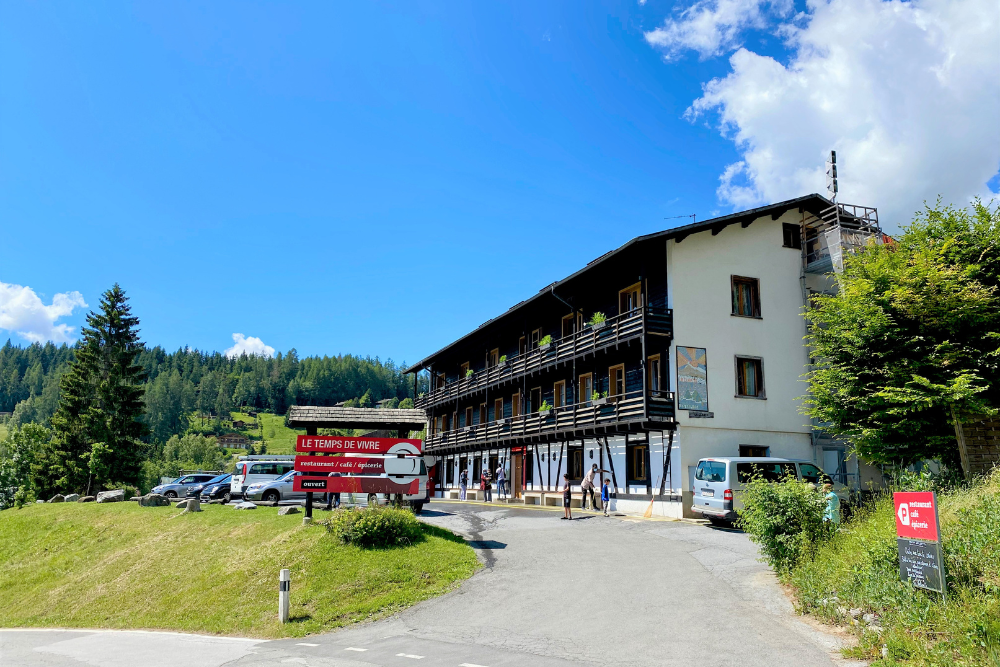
[1,502,858,667]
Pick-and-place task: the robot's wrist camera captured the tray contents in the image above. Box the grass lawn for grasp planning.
[0,422,7,442]
[0,502,478,638]
[228,411,301,454]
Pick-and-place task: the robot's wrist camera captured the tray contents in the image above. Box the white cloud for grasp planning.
[644,0,792,60]
[0,281,87,344]
[224,333,275,359]
[651,0,1000,228]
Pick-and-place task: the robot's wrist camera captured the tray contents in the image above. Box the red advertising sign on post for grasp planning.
[292,476,420,495]
[893,491,940,542]
[295,435,422,455]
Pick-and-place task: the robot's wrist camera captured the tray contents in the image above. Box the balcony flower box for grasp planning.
[592,397,608,406]
[538,343,552,352]
[496,418,509,426]
[462,426,475,434]
[538,409,552,418]
[591,320,607,331]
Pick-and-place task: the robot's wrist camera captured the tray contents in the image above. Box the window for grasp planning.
[554,380,566,408]
[735,357,765,398]
[488,348,499,367]
[473,456,482,481]
[609,364,625,400]
[511,393,521,417]
[489,454,498,478]
[627,443,649,482]
[519,336,527,355]
[459,361,470,377]
[479,403,487,425]
[568,445,584,479]
[446,459,454,484]
[530,328,541,350]
[465,406,473,428]
[798,463,832,485]
[739,445,769,458]
[435,372,446,389]
[647,355,661,394]
[562,313,581,338]
[619,282,641,315]
[731,276,761,318]
[529,387,541,413]
[525,450,534,483]
[494,397,504,421]
[579,373,594,403]
[782,222,801,249]
[695,460,727,483]
[736,462,795,483]
[442,413,451,432]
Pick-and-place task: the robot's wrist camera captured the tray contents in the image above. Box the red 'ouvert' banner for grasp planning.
[292,476,420,495]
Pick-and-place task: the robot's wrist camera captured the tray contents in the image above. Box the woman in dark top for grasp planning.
[561,473,572,520]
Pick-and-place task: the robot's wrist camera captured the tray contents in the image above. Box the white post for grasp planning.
[278,569,290,623]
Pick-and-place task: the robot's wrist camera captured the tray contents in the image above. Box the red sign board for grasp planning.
[893,491,940,542]
[293,475,420,495]
[295,435,422,455]
[294,456,386,475]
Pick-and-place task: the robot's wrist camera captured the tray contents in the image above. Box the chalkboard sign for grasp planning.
[897,538,944,594]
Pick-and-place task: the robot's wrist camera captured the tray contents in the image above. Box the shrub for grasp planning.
[737,476,832,575]
[324,505,424,548]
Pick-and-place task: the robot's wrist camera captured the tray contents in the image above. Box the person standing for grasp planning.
[823,482,841,526]
[580,463,609,511]
[561,473,573,520]
[324,471,342,510]
[482,470,492,502]
[601,478,612,516]
[496,462,507,500]
[459,467,468,501]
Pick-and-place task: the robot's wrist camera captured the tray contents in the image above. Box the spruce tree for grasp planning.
[34,285,148,495]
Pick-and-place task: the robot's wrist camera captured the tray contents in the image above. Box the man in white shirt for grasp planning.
[580,463,609,511]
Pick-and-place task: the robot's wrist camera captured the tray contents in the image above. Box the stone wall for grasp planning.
[962,416,1000,476]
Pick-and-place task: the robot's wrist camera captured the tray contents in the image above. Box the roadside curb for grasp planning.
[430,498,708,524]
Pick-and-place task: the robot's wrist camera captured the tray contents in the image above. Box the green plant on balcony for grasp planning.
[465,368,474,378]
[538,400,552,415]
[499,354,507,364]
[588,312,607,329]
[539,334,553,346]
[591,391,600,401]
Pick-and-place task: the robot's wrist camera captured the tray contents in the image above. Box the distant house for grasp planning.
[216,434,249,449]
[232,420,248,429]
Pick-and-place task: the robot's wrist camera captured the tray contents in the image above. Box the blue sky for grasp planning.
[2,0,996,364]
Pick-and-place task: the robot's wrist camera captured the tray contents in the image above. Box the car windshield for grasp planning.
[695,461,726,483]
[278,470,298,482]
[206,474,229,484]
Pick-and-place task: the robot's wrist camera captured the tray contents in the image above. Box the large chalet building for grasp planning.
[405,194,884,517]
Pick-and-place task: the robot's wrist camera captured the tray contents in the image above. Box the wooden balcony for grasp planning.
[423,388,676,452]
[415,306,673,410]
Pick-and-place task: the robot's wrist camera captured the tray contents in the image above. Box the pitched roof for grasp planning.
[286,406,427,429]
[403,194,831,374]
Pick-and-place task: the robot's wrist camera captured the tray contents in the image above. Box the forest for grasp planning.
[0,339,427,444]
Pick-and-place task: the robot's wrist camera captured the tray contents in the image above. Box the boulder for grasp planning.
[182,498,202,513]
[36,500,44,504]
[96,489,125,503]
[278,506,300,516]
[64,493,80,502]
[47,494,65,503]
[138,493,171,507]
[78,496,95,503]
[175,499,189,509]
[233,501,257,510]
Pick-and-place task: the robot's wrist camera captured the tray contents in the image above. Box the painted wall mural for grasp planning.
[676,346,708,411]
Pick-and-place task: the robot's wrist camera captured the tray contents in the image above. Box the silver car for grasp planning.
[243,470,307,503]
[151,474,218,499]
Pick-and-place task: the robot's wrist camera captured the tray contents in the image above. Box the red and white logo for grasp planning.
[893,491,939,542]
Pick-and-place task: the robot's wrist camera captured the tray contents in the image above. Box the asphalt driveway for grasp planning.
[0,501,858,667]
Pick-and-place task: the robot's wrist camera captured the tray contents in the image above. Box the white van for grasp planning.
[232,456,295,499]
[691,457,849,525]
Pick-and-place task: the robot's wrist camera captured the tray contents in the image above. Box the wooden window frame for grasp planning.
[488,348,499,367]
[460,361,470,377]
[568,444,584,480]
[579,372,594,404]
[494,397,504,422]
[479,403,487,426]
[465,406,474,428]
[731,276,762,319]
[735,355,766,399]
[562,313,582,338]
[519,336,527,355]
[529,386,542,413]
[647,354,661,395]
[530,328,542,350]
[435,372,446,390]
[553,380,566,408]
[782,223,802,249]
[609,363,625,401]
[619,281,642,315]
[511,392,521,417]
[627,443,649,483]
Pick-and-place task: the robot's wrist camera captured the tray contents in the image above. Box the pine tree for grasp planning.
[34,285,148,495]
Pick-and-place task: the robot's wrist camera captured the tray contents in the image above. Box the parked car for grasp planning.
[151,473,219,499]
[188,473,232,499]
[691,457,849,526]
[231,457,295,499]
[243,470,306,503]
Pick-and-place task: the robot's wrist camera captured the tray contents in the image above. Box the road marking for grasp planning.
[344,647,368,652]
[396,653,425,659]
[296,643,319,647]
[460,663,490,667]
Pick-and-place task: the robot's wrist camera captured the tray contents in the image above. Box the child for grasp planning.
[561,473,572,520]
[601,478,611,516]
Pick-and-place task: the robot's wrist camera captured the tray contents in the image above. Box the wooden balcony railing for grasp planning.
[416,306,672,410]
[423,388,675,451]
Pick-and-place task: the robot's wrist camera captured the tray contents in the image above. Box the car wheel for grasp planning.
[223,492,231,503]
[263,490,279,504]
[165,491,177,499]
[708,517,730,528]
[411,502,424,514]
[367,493,379,507]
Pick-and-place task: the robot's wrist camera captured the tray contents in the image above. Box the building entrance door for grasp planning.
[512,453,523,499]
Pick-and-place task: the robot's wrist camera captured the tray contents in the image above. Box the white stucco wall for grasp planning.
[666,211,817,507]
